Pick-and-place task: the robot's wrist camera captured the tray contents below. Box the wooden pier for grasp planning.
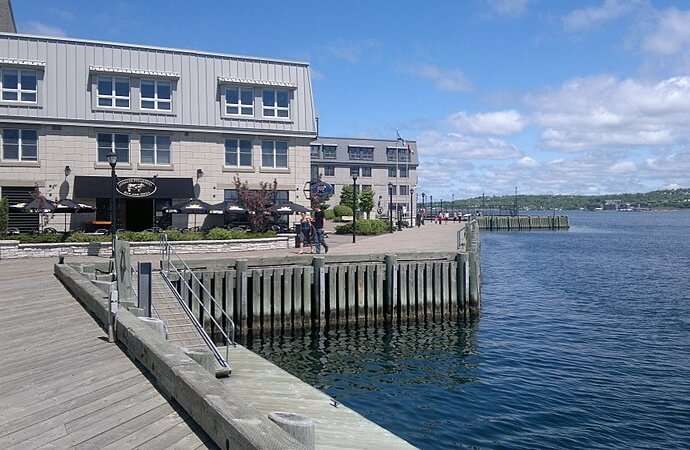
[477,215,569,230]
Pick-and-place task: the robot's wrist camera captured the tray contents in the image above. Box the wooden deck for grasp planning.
[0,259,217,450]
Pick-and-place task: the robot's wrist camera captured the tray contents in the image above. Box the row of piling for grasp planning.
[476,215,569,230]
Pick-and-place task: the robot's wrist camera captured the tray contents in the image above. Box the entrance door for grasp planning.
[125,198,154,231]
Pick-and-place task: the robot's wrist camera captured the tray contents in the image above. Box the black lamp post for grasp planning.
[421,192,426,220]
[388,182,394,233]
[430,195,433,216]
[352,174,358,244]
[106,150,117,344]
[410,188,414,226]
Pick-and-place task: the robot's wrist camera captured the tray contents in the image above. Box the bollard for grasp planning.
[182,348,216,376]
[137,317,167,340]
[268,412,315,450]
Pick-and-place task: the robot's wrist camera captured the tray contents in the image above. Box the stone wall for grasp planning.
[0,236,293,259]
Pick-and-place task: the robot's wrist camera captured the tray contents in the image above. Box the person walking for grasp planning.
[297,212,315,254]
[313,206,329,254]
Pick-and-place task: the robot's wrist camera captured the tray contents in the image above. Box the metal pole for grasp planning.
[352,176,357,243]
[388,184,393,233]
[410,188,414,227]
[109,163,116,343]
[430,195,433,217]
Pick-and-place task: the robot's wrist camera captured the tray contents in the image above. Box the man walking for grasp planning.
[314,206,329,254]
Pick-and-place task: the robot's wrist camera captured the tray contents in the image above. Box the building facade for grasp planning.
[310,137,418,219]
[0,31,316,231]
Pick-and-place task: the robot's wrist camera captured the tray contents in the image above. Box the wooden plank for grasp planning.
[433,262,442,320]
[425,262,433,320]
[224,271,235,338]
[282,267,293,331]
[407,263,416,323]
[356,264,365,325]
[273,268,283,333]
[202,271,212,334]
[327,266,337,325]
[293,267,303,329]
[337,265,346,326]
[449,261,457,320]
[303,267,313,328]
[375,264,384,325]
[213,271,224,342]
[399,263,408,322]
[261,269,273,334]
[191,271,201,323]
[365,264,374,325]
[441,262,450,318]
[251,269,261,332]
[346,265,355,324]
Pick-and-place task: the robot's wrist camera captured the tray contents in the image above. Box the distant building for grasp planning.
[310,136,418,219]
[0,0,16,34]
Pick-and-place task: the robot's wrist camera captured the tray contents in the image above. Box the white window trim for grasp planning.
[261,140,288,169]
[225,86,254,117]
[322,145,337,159]
[1,69,38,104]
[97,132,130,164]
[97,76,130,109]
[361,166,372,177]
[140,79,172,111]
[399,167,409,178]
[1,128,38,161]
[139,135,171,166]
[224,138,253,168]
[323,166,335,176]
[347,146,374,161]
[262,88,289,118]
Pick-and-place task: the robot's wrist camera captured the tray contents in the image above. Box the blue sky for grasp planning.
[14,0,690,198]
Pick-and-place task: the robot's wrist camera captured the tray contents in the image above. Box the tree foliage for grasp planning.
[0,197,8,234]
[233,176,277,232]
[359,189,374,218]
[339,184,358,212]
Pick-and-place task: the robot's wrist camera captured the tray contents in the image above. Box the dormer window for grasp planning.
[262,89,289,118]
[1,69,37,103]
[141,79,171,111]
[225,87,254,116]
[97,76,130,108]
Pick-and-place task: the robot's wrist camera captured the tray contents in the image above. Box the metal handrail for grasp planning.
[159,234,236,366]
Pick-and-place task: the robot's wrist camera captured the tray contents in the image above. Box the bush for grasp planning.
[333,204,353,218]
[9,228,277,244]
[335,219,389,235]
[18,233,66,243]
[66,232,109,243]
[0,197,7,234]
[324,208,336,220]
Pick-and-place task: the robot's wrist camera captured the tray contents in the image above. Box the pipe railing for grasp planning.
[159,234,235,368]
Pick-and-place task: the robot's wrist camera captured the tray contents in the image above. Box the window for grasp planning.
[311,165,319,181]
[141,80,171,110]
[98,133,129,163]
[386,148,397,161]
[310,144,321,159]
[322,145,337,159]
[389,185,397,195]
[225,139,252,167]
[350,167,359,177]
[362,184,372,192]
[262,89,289,118]
[1,69,37,103]
[140,135,171,165]
[97,76,129,108]
[400,185,409,196]
[224,189,239,203]
[399,166,409,178]
[388,167,397,177]
[274,190,289,204]
[398,148,410,162]
[324,166,335,176]
[261,140,288,168]
[225,86,254,116]
[361,166,372,177]
[348,146,374,161]
[2,129,37,161]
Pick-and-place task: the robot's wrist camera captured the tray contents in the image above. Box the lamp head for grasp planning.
[106,151,117,168]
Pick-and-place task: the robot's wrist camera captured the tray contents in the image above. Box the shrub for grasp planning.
[335,219,389,235]
[205,227,234,240]
[18,233,66,243]
[10,228,278,244]
[0,197,7,234]
[324,208,336,220]
[66,232,109,243]
[333,204,353,218]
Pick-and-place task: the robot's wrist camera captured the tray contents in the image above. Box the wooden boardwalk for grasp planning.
[0,259,217,450]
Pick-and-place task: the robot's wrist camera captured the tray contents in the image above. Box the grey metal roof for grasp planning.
[312,136,419,165]
[0,0,15,33]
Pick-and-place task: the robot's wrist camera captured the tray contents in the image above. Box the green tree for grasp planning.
[339,185,359,213]
[359,189,374,219]
[0,197,8,234]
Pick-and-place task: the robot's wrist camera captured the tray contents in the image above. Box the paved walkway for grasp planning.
[0,258,217,449]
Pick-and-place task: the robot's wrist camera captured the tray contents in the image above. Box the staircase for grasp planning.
[151,272,207,351]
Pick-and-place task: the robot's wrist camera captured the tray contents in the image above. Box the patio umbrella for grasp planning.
[9,198,57,233]
[54,199,96,232]
[210,202,246,214]
[270,201,311,215]
[163,199,214,228]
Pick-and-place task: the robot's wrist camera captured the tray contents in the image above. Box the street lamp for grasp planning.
[106,150,117,344]
[430,195,433,217]
[421,192,426,221]
[388,182,394,233]
[410,188,415,226]
[351,174,358,244]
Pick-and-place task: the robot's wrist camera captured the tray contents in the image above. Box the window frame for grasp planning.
[399,166,409,178]
[347,146,374,161]
[322,145,337,159]
[310,144,321,159]
[350,167,360,177]
[224,138,253,168]
[361,166,372,177]
[323,166,335,176]
[225,86,254,116]
[140,79,172,111]
[97,132,130,164]
[262,88,290,118]
[1,69,38,104]
[97,75,130,109]
[400,185,409,196]
[1,128,38,162]
[388,166,397,177]
[261,140,289,169]
[139,134,171,166]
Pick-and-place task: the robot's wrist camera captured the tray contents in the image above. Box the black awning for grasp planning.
[74,176,194,199]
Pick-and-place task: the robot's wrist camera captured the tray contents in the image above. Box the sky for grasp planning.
[12,0,690,198]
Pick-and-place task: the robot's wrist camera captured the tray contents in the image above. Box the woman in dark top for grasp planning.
[297,213,315,254]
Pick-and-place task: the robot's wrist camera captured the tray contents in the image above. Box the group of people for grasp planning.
[297,206,328,254]
[415,208,462,226]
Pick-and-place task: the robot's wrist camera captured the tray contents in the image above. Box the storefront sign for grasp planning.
[308,180,335,199]
[116,178,157,198]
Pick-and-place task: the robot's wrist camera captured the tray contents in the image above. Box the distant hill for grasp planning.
[450,188,690,211]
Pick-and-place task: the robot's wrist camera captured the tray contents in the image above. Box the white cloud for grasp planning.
[563,0,640,32]
[447,110,526,135]
[419,131,523,161]
[608,160,637,173]
[486,0,529,17]
[642,8,690,55]
[518,156,538,168]
[411,64,472,92]
[532,75,690,151]
[325,39,379,64]
[22,21,67,37]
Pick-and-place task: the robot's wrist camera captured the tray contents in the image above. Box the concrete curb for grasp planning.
[54,263,307,450]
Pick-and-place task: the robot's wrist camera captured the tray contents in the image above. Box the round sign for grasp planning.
[309,180,334,198]
[116,178,157,198]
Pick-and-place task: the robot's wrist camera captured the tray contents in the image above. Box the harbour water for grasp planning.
[249,211,690,449]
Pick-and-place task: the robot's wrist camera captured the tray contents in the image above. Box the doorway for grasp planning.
[125,198,154,231]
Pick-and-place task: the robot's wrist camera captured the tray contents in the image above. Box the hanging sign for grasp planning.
[307,180,335,199]
[116,178,157,198]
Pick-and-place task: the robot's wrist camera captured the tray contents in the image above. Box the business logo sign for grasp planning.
[116,178,157,198]
[308,180,335,199]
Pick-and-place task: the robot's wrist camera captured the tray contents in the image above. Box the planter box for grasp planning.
[0,236,292,259]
